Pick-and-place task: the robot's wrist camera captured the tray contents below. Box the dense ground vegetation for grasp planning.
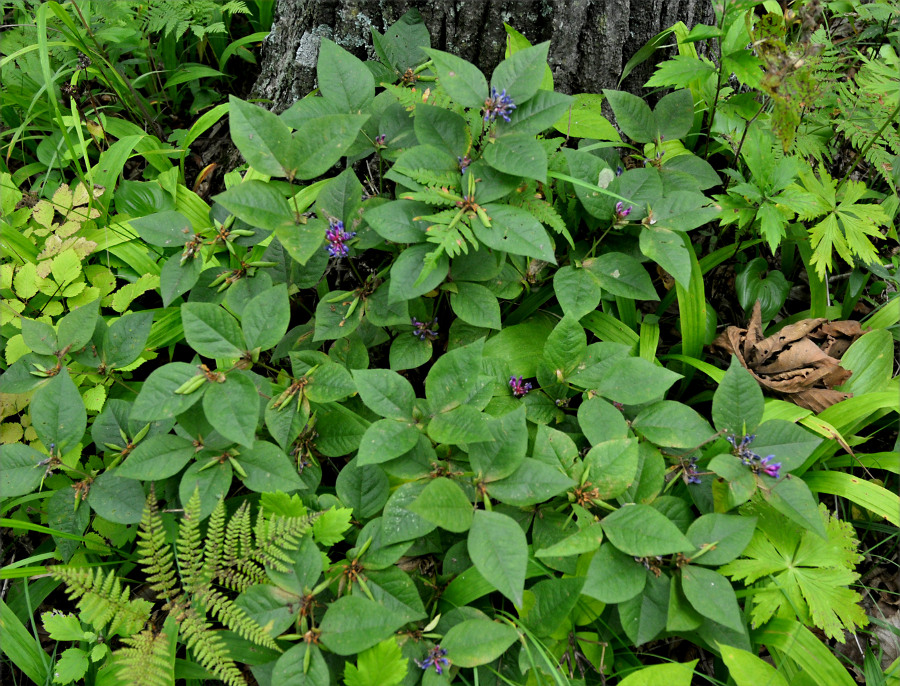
[1,1,899,685]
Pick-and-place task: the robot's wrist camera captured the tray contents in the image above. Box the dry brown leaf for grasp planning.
[711,301,865,412]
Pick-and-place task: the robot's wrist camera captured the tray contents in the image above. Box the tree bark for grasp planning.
[251,0,715,113]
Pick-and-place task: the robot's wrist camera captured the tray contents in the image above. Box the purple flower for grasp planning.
[374,133,387,147]
[727,434,781,479]
[324,218,356,258]
[684,456,702,485]
[411,317,438,341]
[509,375,532,398]
[615,201,632,221]
[759,456,781,479]
[483,87,516,123]
[416,645,450,675]
[458,155,472,173]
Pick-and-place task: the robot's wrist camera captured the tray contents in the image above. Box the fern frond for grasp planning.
[196,587,281,651]
[179,607,245,686]
[177,489,206,591]
[398,189,460,206]
[251,510,318,573]
[392,167,462,189]
[51,567,152,637]
[203,498,227,574]
[115,626,174,686]
[136,488,179,607]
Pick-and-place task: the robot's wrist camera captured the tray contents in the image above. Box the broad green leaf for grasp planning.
[178,460,233,520]
[229,96,297,177]
[535,521,604,558]
[88,471,145,524]
[357,418,420,465]
[523,577,586,637]
[735,257,790,322]
[294,115,370,180]
[601,504,694,556]
[335,458,390,519]
[424,339,489,412]
[583,438,639,500]
[713,356,765,436]
[681,566,744,632]
[423,48,488,109]
[597,357,681,405]
[320,596,407,655]
[380,482,436,545]
[129,210,193,248]
[30,368,86,454]
[838,329,894,395]
[214,180,294,233]
[317,39,375,112]
[552,93,620,140]
[483,133,547,183]
[577,396,629,445]
[427,405,491,445]
[413,104,468,155]
[57,299,99,352]
[441,619,519,667]
[117,435,195,480]
[583,543,647,603]
[203,372,259,447]
[450,282,501,329]
[685,514,756,566]
[312,507,353,546]
[275,217,328,266]
[181,303,246,358]
[632,401,713,448]
[389,334,432,371]
[554,266,602,320]
[543,315,586,377]
[389,244,449,304]
[766,477,826,538]
[618,661,697,686]
[21,318,57,355]
[364,200,429,243]
[751,419,821,472]
[618,572,670,645]
[486,458,575,506]
[131,362,206,421]
[46,488,90,562]
[640,225,691,287]
[652,89,695,141]
[584,252,658,301]
[468,510,528,606]
[305,363,355,403]
[237,440,305,493]
[507,90,573,136]
[344,638,407,686]
[103,311,155,369]
[352,369,415,419]
[603,89,655,143]
[407,477,473,532]
[272,644,329,685]
[468,405,528,479]
[0,444,47,497]
[159,252,203,307]
[491,42,550,104]
[242,284,290,351]
[483,318,554,378]
[717,643,789,686]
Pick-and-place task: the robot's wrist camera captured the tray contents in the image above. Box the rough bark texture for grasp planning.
[251,0,715,113]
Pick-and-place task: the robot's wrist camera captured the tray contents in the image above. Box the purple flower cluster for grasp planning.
[411,317,439,341]
[324,218,356,258]
[416,645,450,675]
[614,201,632,221]
[509,375,532,398]
[374,133,387,147]
[683,456,702,485]
[458,154,472,173]
[483,87,516,123]
[726,434,781,479]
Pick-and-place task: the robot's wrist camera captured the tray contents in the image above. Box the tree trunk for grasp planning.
[251,0,714,113]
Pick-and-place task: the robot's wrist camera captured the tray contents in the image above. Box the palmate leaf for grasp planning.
[720,502,867,640]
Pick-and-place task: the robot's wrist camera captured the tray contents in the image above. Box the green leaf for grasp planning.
[131,362,206,421]
[717,643,789,686]
[358,418,420,465]
[450,282,501,329]
[319,596,407,656]
[535,521,604,558]
[423,48,488,109]
[0,598,50,685]
[483,134,547,183]
[407,477,473,532]
[766,477,827,538]
[640,225,691,288]
[52,647,89,685]
[271,644,330,686]
[229,96,297,177]
[632,401,713,449]
[46,488,89,563]
[583,438,640,500]
[652,89,695,141]
[313,507,353,546]
[344,639,407,686]
[543,315,586,377]
[618,661,697,686]
[507,90,573,136]
[129,210,193,248]
[601,504,694,556]
[42,612,85,642]
[441,619,519,667]
[751,419,821,472]
[117,435,195,480]
[603,90,655,143]
[483,318,554,378]
[584,252,658,301]
[468,510,527,605]
[577,396,629,445]
[275,217,327,266]
[214,180,294,233]
[486,458,574,506]
[203,372,259,447]
[597,357,681,405]
[413,104,468,155]
[88,471,145,524]
[583,543,647,603]
[30,368,86,454]
[712,356,765,436]
[618,572,670,645]
[21,318,57,355]
[237,440,305,493]
[305,363,355,403]
[181,303,246,358]
[681,566,744,631]
[335,458,390,519]
[389,244,450,304]
[428,405,491,445]
[491,41,550,104]
[735,257,790,322]
[474,204,555,263]
[317,39,375,112]
[103,311,155,369]
[552,93,620,140]
[352,369,416,419]
[364,200,429,243]
[178,460,233,520]
[553,266,601,320]
[838,329,894,395]
[159,252,203,307]
[753,619,856,686]
[242,284,290,351]
[424,339,489,412]
[389,334,432,371]
[294,115,370,180]
[0,444,47,497]
[468,405,528,479]
[685,514,756,566]
[57,299,99,352]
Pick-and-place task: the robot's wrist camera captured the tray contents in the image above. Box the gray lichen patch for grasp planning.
[295,25,333,68]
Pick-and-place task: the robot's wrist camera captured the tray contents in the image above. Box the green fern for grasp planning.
[52,488,319,686]
[140,0,250,41]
